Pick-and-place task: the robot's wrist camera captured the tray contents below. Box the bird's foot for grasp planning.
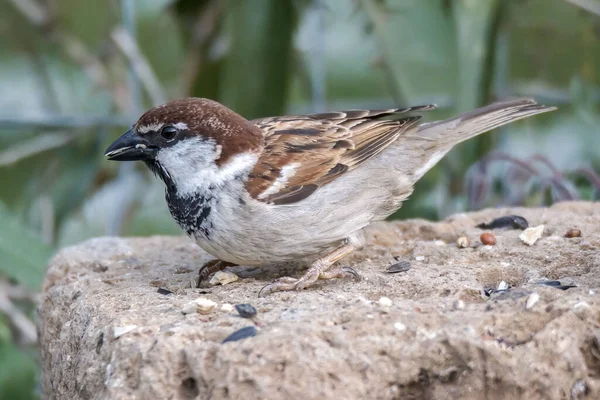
[258,244,358,297]
[258,266,359,297]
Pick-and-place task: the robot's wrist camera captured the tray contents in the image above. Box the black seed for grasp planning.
[476,215,529,230]
[235,303,257,318]
[535,280,577,290]
[221,326,257,343]
[387,260,412,273]
[157,288,174,295]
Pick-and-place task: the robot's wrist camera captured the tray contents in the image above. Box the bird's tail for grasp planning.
[415,98,556,145]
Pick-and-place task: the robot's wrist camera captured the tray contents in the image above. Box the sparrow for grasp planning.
[105,97,555,295]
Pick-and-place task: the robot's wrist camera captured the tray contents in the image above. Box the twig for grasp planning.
[6,0,129,113]
[0,133,74,166]
[565,0,600,15]
[310,0,327,112]
[181,0,224,95]
[6,0,47,25]
[0,115,129,129]
[111,27,167,106]
[0,290,37,345]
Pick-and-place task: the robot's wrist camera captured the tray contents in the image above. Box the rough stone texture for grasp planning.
[38,201,600,400]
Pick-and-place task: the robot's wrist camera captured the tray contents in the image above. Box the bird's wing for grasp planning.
[246,105,435,205]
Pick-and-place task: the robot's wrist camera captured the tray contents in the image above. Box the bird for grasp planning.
[105,97,555,295]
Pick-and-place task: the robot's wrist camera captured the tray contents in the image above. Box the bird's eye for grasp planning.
[160,126,178,141]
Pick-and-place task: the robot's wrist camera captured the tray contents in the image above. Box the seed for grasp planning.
[565,228,581,238]
[456,236,470,248]
[387,260,411,273]
[476,215,529,230]
[221,326,257,344]
[480,233,496,246]
[235,303,257,318]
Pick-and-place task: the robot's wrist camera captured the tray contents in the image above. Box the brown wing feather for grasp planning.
[247,105,435,205]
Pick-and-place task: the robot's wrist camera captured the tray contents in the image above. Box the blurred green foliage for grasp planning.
[0,0,599,398]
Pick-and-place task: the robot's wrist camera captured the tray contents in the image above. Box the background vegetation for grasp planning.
[1,0,599,398]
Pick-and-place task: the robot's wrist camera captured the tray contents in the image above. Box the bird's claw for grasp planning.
[257,266,360,297]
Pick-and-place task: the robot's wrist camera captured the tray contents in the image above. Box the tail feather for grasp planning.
[415,98,556,145]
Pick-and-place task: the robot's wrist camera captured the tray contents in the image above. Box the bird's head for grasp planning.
[105,98,263,194]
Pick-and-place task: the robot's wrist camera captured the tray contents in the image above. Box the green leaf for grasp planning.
[219,0,300,118]
[453,0,503,111]
[361,0,458,104]
[0,203,53,289]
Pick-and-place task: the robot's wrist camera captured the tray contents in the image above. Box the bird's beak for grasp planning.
[105,128,157,161]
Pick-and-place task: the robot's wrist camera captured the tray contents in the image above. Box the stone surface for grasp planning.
[38,201,600,400]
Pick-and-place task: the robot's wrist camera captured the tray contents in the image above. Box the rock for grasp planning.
[526,292,540,309]
[220,303,234,313]
[112,325,136,339]
[377,296,392,307]
[38,202,600,400]
[520,224,545,246]
[234,303,257,319]
[181,297,217,314]
[209,270,239,286]
[456,236,470,248]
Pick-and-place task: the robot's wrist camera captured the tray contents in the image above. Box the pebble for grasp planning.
[387,260,411,273]
[456,236,470,248]
[113,325,137,339]
[220,303,234,312]
[415,256,425,261]
[393,322,407,332]
[480,233,496,246]
[235,303,257,318]
[497,281,509,291]
[209,271,239,286]
[378,296,393,307]
[526,292,540,309]
[519,225,544,246]
[182,297,217,314]
[565,228,582,238]
[453,299,465,310]
[222,326,257,343]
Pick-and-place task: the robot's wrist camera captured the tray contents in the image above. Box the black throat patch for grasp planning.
[145,160,214,238]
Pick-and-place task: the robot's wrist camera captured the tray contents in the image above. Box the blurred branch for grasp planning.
[7,0,47,25]
[181,0,224,95]
[0,283,37,346]
[1,115,128,129]
[0,133,73,167]
[566,0,600,15]
[309,0,326,112]
[111,27,167,106]
[7,0,129,113]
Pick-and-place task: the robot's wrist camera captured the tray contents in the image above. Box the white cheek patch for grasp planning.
[258,162,300,199]
[156,137,257,197]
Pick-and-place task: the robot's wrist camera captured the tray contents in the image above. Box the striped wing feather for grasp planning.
[246,105,435,205]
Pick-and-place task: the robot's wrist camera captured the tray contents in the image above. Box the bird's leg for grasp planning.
[258,243,359,296]
[196,259,237,288]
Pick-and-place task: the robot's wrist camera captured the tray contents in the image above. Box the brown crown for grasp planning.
[135,98,264,166]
